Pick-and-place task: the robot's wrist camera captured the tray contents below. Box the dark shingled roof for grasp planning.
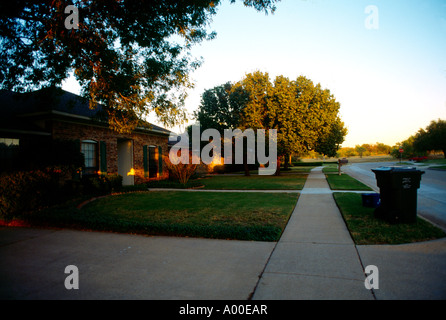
[0,88,171,135]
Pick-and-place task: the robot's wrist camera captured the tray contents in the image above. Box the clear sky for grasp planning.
[63,0,446,148]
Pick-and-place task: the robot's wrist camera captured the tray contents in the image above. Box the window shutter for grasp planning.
[158,146,163,176]
[100,141,107,173]
[143,145,148,177]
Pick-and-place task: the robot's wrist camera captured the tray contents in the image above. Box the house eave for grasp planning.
[20,110,171,136]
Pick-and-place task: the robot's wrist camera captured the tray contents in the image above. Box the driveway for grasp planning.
[0,227,275,300]
[342,161,446,231]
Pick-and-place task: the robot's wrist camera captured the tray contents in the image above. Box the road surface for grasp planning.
[342,161,446,231]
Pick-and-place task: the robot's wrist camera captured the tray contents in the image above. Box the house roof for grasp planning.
[0,88,172,136]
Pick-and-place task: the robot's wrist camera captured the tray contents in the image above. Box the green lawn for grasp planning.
[325,173,373,191]
[431,165,446,170]
[333,192,446,245]
[32,191,299,241]
[424,159,446,165]
[322,164,339,173]
[199,174,307,190]
[283,166,315,173]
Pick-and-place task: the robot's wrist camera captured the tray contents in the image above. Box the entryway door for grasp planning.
[117,139,134,186]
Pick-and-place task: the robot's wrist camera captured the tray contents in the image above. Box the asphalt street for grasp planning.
[342,161,446,231]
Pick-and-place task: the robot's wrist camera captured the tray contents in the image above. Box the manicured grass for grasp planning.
[200,174,307,190]
[325,173,373,191]
[229,166,314,175]
[425,159,446,165]
[429,165,446,170]
[284,166,315,173]
[333,192,446,245]
[322,164,339,173]
[31,191,299,242]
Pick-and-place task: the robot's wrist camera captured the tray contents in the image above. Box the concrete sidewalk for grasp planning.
[252,167,375,299]
[253,167,446,300]
[1,167,445,300]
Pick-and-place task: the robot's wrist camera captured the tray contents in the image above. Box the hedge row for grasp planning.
[0,169,122,221]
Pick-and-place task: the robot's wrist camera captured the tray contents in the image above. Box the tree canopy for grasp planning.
[194,82,244,133]
[314,118,348,158]
[195,71,346,174]
[413,119,446,158]
[234,71,345,173]
[0,0,278,132]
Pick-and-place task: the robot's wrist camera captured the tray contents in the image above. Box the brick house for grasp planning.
[0,87,171,185]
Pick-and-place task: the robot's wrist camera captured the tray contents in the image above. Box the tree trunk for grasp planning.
[243,160,250,176]
[275,156,281,176]
[284,154,289,170]
[243,141,250,176]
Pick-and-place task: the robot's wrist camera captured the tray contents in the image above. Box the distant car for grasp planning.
[409,156,428,162]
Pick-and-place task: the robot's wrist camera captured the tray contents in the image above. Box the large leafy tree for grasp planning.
[413,119,446,158]
[194,82,244,133]
[0,0,278,132]
[314,118,348,158]
[193,81,251,174]
[232,71,343,175]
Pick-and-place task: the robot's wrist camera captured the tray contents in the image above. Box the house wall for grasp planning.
[51,120,169,185]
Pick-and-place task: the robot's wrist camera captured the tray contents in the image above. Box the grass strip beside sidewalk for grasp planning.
[325,173,373,191]
[333,192,446,245]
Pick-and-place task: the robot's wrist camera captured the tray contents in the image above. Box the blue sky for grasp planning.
[63,0,446,148]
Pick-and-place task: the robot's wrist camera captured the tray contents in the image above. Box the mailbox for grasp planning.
[337,158,348,175]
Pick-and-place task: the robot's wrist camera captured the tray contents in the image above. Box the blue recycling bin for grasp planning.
[362,193,380,208]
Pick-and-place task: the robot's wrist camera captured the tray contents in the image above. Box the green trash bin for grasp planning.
[371,167,424,224]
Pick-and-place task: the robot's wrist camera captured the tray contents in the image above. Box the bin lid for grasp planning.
[371,166,424,174]
[371,167,393,172]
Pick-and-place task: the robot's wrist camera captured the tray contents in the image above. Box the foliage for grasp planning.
[0,0,278,133]
[231,71,344,174]
[193,81,252,175]
[338,142,392,158]
[164,152,197,185]
[391,136,416,159]
[0,168,122,221]
[355,145,367,158]
[81,173,123,195]
[0,168,61,221]
[194,82,243,133]
[413,119,446,158]
[194,72,345,174]
[314,118,348,157]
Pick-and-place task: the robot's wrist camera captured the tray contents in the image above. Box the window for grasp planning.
[0,138,20,172]
[81,140,98,174]
[0,138,19,147]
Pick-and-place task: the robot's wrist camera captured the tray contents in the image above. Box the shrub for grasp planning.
[163,153,197,185]
[0,169,61,221]
[81,173,123,195]
[0,168,123,222]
